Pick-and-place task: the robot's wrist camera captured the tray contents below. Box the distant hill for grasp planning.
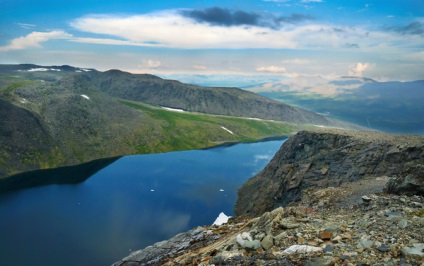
[249,76,424,134]
[85,69,351,126]
[0,64,360,178]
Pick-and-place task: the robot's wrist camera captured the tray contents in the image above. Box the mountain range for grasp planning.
[248,76,424,134]
[0,64,357,178]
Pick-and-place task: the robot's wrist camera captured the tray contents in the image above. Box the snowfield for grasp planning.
[161,107,186,112]
[220,126,234,135]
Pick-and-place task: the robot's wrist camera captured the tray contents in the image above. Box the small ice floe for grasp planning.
[150,189,155,192]
[213,212,231,226]
[219,189,225,192]
[80,94,90,100]
[161,107,186,112]
[220,126,234,135]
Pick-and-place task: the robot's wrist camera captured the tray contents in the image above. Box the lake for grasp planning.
[0,139,285,266]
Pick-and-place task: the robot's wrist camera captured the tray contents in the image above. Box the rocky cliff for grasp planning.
[113,130,424,266]
[235,129,424,217]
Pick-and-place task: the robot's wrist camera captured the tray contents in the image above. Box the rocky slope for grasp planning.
[113,193,424,266]
[113,130,424,266]
[235,129,424,217]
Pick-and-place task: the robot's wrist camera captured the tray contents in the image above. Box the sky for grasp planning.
[1,0,424,83]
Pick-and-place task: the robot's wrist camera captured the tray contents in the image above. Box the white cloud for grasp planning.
[71,37,159,47]
[70,12,297,49]
[301,0,323,2]
[18,23,36,29]
[0,30,71,51]
[68,11,420,54]
[146,60,161,68]
[349,62,372,77]
[138,59,162,69]
[257,65,287,73]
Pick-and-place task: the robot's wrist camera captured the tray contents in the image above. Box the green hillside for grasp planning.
[0,65,310,178]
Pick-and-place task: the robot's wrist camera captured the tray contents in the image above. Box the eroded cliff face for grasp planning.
[235,129,424,217]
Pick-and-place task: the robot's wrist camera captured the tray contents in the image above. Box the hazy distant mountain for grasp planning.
[0,64,359,178]
[249,76,424,134]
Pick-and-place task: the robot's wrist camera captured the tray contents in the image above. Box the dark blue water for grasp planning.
[0,139,285,266]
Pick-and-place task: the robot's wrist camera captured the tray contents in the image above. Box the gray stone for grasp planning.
[398,219,408,229]
[112,227,205,266]
[377,245,390,252]
[280,222,300,229]
[261,234,274,250]
[306,255,335,266]
[244,239,261,250]
[236,232,261,250]
[362,195,372,202]
[209,251,244,264]
[401,243,424,260]
[357,239,374,249]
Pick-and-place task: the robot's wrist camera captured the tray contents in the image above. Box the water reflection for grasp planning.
[0,139,286,266]
[0,156,120,193]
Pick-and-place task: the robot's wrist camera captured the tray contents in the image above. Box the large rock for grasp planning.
[112,227,205,266]
[235,129,424,217]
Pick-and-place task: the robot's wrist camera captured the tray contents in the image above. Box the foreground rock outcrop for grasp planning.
[113,130,424,265]
[235,129,424,217]
[113,191,424,265]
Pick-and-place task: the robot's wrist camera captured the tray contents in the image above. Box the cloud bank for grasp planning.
[67,9,418,52]
[0,31,71,51]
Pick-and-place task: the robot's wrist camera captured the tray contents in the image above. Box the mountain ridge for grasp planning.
[248,76,424,134]
[0,64,360,178]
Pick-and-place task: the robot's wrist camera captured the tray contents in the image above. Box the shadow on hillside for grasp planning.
[0,157,121,193]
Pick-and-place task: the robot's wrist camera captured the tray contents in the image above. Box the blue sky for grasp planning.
[1,0,423,82]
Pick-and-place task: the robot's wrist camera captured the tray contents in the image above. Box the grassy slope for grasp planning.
[120,100,297,153]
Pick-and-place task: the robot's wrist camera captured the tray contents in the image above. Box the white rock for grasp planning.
[213,212,230,226]
[282,245,322,254]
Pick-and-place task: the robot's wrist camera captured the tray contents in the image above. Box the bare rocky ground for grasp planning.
[113,179,424,266]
